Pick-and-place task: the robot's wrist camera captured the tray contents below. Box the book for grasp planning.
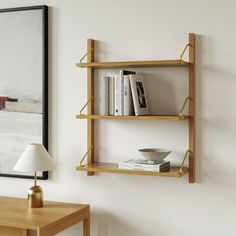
[100,76,109,115]
[114,75,123,115]
[108,76,115,115]
[118,159,170,172]
[115,70,136,116]
[129,74,149,116]
[121,70,135,116]
[124,75,134,116]
[134,159,168,165]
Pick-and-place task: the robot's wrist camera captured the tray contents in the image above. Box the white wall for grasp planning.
[0,0,236,236]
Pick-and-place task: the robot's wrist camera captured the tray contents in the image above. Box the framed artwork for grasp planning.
[129,74,149,116]
[0,5,48,179]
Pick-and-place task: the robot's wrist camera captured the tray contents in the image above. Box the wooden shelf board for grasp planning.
[76,59,189,69]
[76,162,188,177]
[76,114,189,121]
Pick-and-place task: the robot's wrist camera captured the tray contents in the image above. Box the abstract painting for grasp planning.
[0,6,48,179]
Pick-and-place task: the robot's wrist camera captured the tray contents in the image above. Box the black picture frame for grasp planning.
[0,5,48,179]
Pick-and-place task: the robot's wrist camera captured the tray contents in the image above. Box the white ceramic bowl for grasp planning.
[138,148,171,163]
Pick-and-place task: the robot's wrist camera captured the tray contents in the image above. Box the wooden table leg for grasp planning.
[0,226,27,236]
[83,216,90,236]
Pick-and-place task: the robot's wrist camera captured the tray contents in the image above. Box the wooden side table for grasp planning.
[0,196,90,236]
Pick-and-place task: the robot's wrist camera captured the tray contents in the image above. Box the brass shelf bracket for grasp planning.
[179,96,191,117]
[80,48,94,63]
[77,146,94,168]
[178,149,192,174]
[79,97,94,115]
[180,43,190,60]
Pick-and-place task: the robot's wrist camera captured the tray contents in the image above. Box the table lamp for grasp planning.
[13,143,54,208]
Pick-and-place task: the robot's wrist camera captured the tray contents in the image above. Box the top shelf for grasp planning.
[76,59,189,69]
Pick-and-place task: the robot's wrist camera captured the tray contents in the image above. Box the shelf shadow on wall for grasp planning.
[196,33,236,185]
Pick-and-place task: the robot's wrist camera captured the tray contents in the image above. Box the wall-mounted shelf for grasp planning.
[76,33,195,183]
[76,59,189,69]
[76,162,188,177]
[76,114,189,121]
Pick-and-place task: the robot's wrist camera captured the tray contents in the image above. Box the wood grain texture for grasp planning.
[77,162,188,177]
[83,217,90,236]
[188,33,196,183]
[76,114,189,121]
[76,59,189,69]
[77,35,195,183]
[0,226,26,236]
[0,196,90,236]
[87,39,95,176]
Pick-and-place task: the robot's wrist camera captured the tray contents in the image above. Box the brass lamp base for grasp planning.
[28,185,43,208]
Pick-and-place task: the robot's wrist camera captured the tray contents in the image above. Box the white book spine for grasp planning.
[123,75,133,116]
[118,160,170,172]
[114,75,123,115]
[118,164,169,172]
[100,76,109,115]
[108,76,115,115]
[120,72,124,115]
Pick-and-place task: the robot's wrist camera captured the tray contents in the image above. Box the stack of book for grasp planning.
[118,159,170,172]
[100,70,149,116]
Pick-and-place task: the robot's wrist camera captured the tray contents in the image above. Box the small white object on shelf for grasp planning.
[114,75,123,115]
[138,148,171,163]
[123,75,134,116]
[108,76,115,115]
[119,159,170,172]
[100,76,109,115]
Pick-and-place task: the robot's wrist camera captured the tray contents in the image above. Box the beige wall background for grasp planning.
[0,0,235,235]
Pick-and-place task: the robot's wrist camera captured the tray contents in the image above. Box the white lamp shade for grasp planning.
[13,144,54,172]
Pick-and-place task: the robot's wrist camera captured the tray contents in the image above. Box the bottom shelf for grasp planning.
[76,162,188,177]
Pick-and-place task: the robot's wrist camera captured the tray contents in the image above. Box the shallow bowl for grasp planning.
[138,148,171,163]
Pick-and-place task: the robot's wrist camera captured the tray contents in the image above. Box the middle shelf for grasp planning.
[76,114,189,121]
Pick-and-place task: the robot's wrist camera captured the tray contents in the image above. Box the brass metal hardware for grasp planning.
[28,185,43,208]
[178,149,191,174]
[179,96,191,117]
[79,97,94,115]
[78,146,94,168]
[180,43,190,60]
[28,171,43,208]
[80,48,94,63]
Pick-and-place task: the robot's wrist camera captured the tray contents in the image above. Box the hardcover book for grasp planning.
[119,159,170,172]
[115,70,136,116]
[114,75,123,115]
[124,75,134,116]
[108,76,115,115]
[100,76,109,115]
